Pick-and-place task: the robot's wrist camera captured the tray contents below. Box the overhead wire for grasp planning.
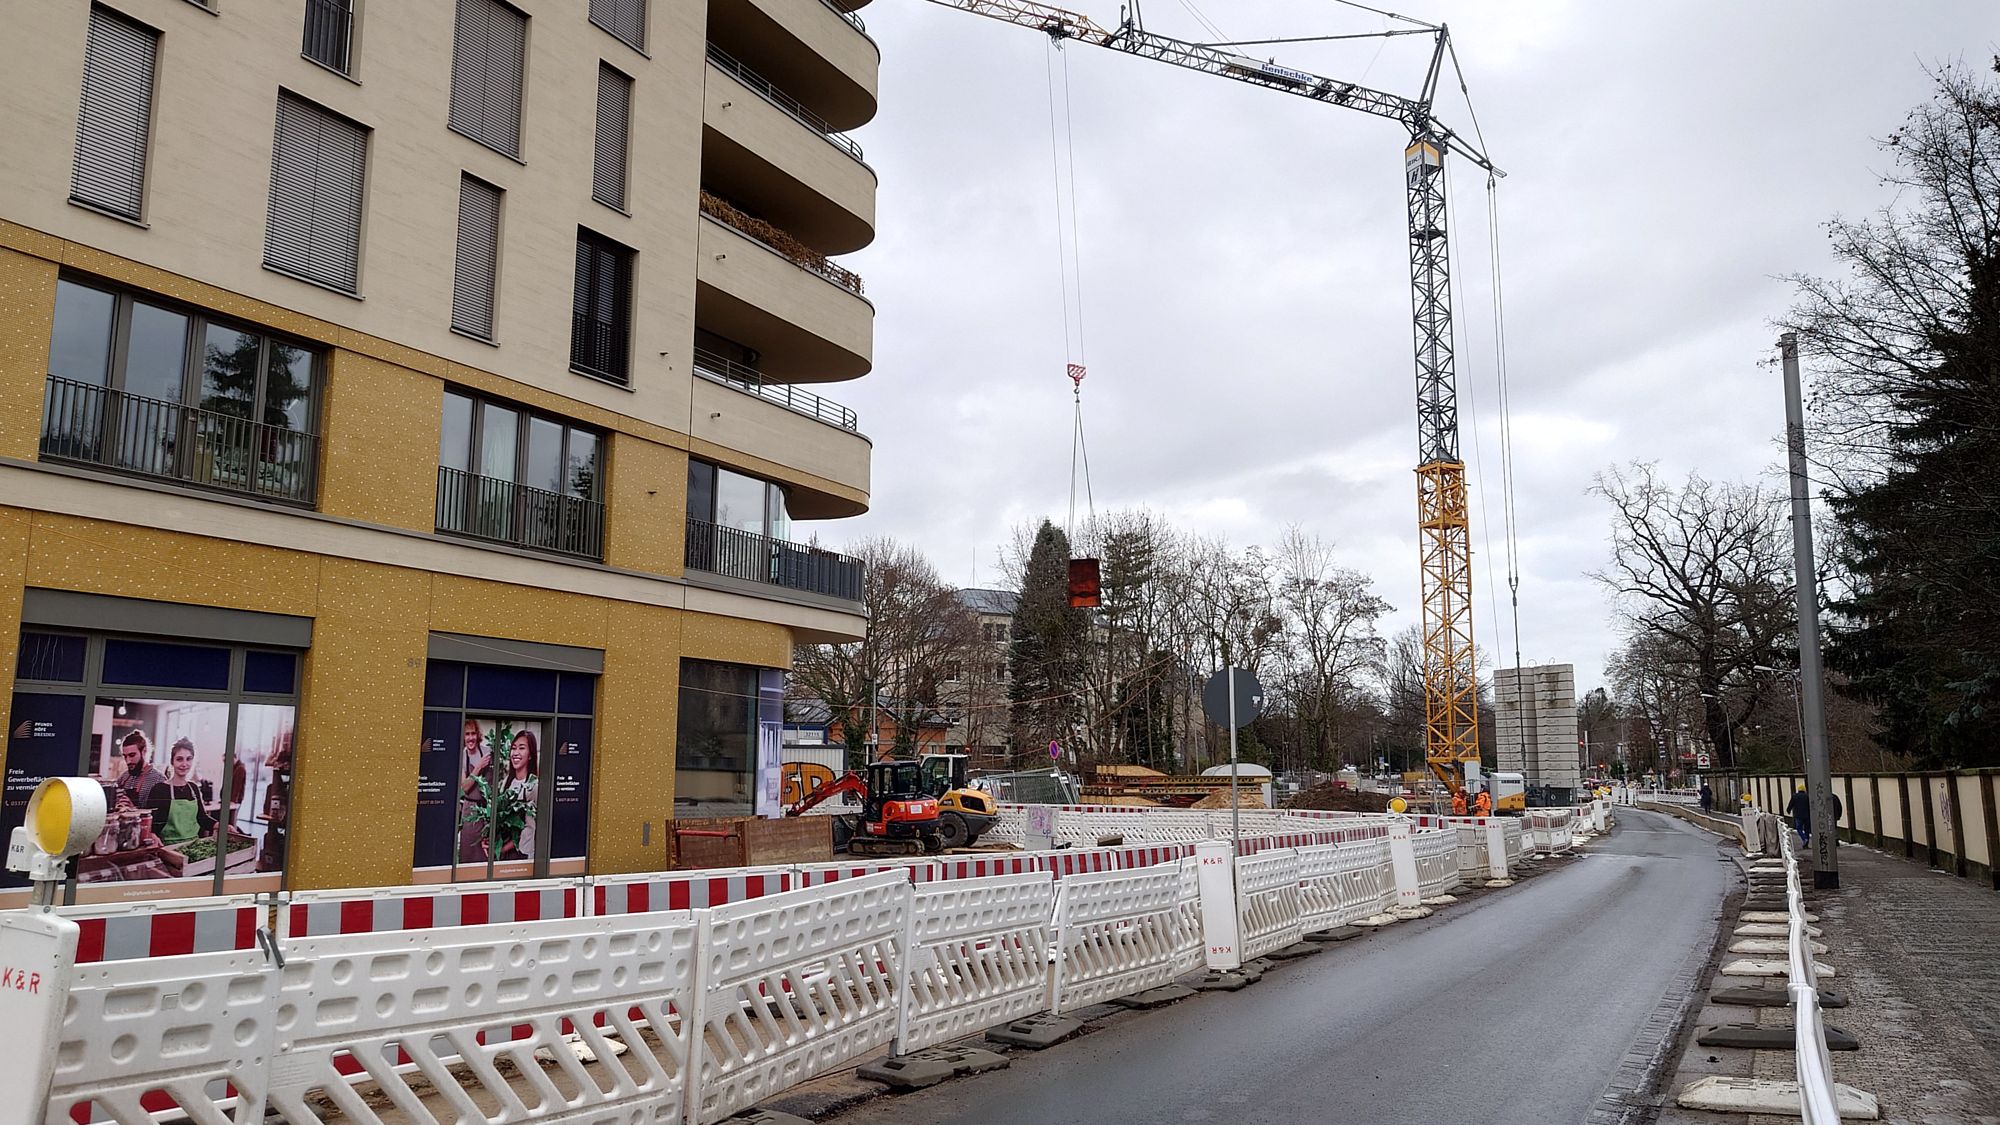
[1443,160,1508,666]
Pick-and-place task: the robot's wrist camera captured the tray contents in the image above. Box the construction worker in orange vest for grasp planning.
[1451,790,1467,816]
[1474,789,1493,817]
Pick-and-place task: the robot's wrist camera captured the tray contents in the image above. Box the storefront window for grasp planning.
[675,660,784,818]
[2,630,298,903]
[416,660,594,882]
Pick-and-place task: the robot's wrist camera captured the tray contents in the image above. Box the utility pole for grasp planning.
[1780,332,1839,888]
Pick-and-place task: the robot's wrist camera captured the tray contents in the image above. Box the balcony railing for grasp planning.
[693,347,859,432]
[685,517,863,602]
[699,190,865,297]
[706,44,865,164]
[302,0,354,74]
[436,466,605,560]
[820,0,866,34]
[40,375,318,504]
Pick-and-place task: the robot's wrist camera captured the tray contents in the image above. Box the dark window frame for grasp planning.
[450,173,504,341]
[447,0,530,160]
[569,227,633,386]
[71,4,161,223]
[301,0,357,76]
[588,0,648,53]
[436,387,605,558]
[592,62,633,212]
[263,90,371,295]
[41,274,325,505]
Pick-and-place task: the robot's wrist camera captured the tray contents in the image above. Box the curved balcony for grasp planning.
[685,517,864,603]
[708,0,878,131]
[696,196,872,382]
[690,348,869,519]
[705,48,875,255]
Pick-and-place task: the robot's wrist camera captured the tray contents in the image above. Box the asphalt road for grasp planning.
[829,809,1732,1125]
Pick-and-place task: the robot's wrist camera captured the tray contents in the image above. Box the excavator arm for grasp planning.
[784,772,868,817]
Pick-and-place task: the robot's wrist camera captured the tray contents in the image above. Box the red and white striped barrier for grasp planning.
[794,859,938,887]
[1113,843,1192,871]
[593,866,791,915]
[1046,847,1122,879]
[280,878,582,940]
[61,895,263,963]
[934,853,1047,880]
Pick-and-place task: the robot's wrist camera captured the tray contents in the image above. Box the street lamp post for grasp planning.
[1781,332,1839,888]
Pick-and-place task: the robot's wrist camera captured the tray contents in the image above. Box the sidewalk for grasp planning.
[1807,841,2000,1123]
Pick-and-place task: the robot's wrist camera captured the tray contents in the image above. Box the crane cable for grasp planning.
[1487,173,1522,675]
[1045,40,1095,539]
[1443,166,1507,662]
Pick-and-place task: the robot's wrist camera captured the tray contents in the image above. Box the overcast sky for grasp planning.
[802,1,1998,695]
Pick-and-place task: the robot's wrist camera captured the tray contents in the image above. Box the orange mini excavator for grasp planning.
[785,759,944,857]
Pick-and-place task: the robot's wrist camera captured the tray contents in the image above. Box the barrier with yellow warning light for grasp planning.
[1,779,106,1125]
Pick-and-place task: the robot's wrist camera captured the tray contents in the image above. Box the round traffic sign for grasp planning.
[1201,667,1264,728]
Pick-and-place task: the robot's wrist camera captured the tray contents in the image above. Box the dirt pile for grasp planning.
[1284,784,1392,813]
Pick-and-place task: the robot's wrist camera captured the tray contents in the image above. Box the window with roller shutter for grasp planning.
[263,92,369,294]
[570,229,632,385]
[70,6,159,221]
[589,0,646,52]
[593,65,632,211]
[449,0,528,159]
[452,175,502,340]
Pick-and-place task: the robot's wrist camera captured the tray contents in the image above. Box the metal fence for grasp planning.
[699,190,866,297]
[41,374,318,504]
[693,347,859,431]
[820,0,867,33]
[436,466,605,559]
[684,517,864,601]
[302,0,353,72]
[705,43,865,163]
[1744,768,2000,889]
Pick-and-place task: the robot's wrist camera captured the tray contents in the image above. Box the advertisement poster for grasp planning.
[223,703,294,893]
[551,717,591,860]
[457,717,544,868]
[413,711,461,871]
[2,693,86,890]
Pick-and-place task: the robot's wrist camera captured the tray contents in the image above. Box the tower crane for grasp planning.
[922,0,1502,791]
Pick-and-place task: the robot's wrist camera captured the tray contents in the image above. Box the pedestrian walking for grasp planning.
[1787,783,1812,846]
[1698,783,1714,814]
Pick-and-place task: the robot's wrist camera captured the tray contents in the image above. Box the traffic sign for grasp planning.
[1201,667,1264,728]
[1695,752,1712,769]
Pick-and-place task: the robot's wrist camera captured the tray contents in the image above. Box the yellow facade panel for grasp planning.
[26,512,323,619]
[591,603,684,873]
[318,351,444,531]
[604,437,689,576]
[0,246,59,461]
[681,611,792,670]
[291,558,433,891]
[429,575,611,652]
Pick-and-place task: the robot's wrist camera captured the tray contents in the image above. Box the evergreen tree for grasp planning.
[1008,521,1088,761]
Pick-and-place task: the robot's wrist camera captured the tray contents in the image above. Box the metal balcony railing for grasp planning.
[706,44,865,164]
[820,0,866,34]
[436,466,605,560]
[699,190,865,297]
[685,517,863,602]
[40,375,318,504]
[692,348,859,432]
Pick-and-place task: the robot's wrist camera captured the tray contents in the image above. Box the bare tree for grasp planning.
[1591,463,1796,768]
[1271,528,1390,772]
[791,539,983,765]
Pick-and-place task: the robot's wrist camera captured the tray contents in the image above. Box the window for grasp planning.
[570,228,632,384]
[4,630,300,900]
[451,175,502,339]
[448,0,527,159]
[589,0,646,52]
[419,660,595,881]
[593,64,632,210]
[71,6,159,220]
[675,661,781,818]
[436,389,603,557]
[41,277,321,503]
[686,458,789,540]
[264,92,368,293]
[302,0,355,75]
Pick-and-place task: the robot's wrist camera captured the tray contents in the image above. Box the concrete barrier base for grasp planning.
[1676,1075,1880,1119]
[1391,905,1433,920]
[1721,957,1835,979]
[1696,1022,1860,1050]
[1304,925,1364,942]
[1742,909,1819,924]
[1110,984,1196,1009]
[1356,912,1401,927]
[985,1012,1084,1050]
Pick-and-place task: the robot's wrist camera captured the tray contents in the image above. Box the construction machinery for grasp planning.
[917,753,1001,848]
[785,760,944,857]
[923,1,1500,793]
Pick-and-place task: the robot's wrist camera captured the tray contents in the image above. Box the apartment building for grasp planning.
[0,0,876,903]
[942,587,1017,771]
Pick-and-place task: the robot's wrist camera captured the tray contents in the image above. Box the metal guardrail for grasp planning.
[41,374,319,504]
[820,0,866,34]
[699,190,866,297]
[706,43,865,163]
[692,347,859,432]
[684,517,864,601]
[1779,824,1843,1122]
[435,466,605,560]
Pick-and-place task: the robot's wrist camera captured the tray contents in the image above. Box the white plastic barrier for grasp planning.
[1234,849,1305,960]
[280,876,584,940]
[1413,827,1463,898]
[1454,823,1491,880]
[1047,864,1185,1014]
[1526,810,1576,855]
[687,873,911,1124]
[1169,859,1205,975]
[1297,838,1390,932]
[60,893,264,963]
[898,872,1054,1053]
[594,866,791,914]
[1503,818,1526,865]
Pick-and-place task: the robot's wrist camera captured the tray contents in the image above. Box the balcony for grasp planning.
[707,44,864,164]
[685,517,863,602]
[709,0,878,131]
[40,375,318,505]
[700,191,862,297]
[435,466,604,560]
[693,347,857,431]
